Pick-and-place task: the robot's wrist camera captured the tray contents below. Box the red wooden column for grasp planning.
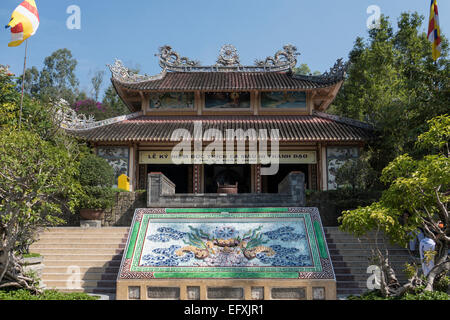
[255,164,262,193]
[193,164,202,194]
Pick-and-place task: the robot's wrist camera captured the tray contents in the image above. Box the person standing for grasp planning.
[419,237,436,277]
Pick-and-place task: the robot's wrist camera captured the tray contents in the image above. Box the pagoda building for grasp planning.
[64,45,374,194]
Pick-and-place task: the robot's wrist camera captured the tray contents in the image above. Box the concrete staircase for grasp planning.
[324,227,417,297]
[29,226,417,299]
[29,227,129,297]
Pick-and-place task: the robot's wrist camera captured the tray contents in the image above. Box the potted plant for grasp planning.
[78,154,115,221]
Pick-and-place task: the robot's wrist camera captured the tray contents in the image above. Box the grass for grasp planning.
[0,289,100,301]
[21,253,42,259]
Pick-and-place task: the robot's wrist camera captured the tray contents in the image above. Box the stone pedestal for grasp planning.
[80,220,102,228]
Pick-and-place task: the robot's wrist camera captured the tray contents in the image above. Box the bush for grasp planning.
[306,189,382,226]
[79,154,114,187]
[78,154,115,210]
[348,289,450,300]
[79,186,115,210]
[0,289,99,300]
[335,157,377,192]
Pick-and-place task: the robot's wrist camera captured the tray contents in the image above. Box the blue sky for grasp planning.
[1,0,449,98]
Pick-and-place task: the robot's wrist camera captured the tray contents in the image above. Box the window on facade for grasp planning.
[205,92,251,109]
[261,91,307,109]
[149,92,194,109]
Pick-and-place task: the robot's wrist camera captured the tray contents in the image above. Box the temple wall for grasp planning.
[147,171,306,208]
[102,191,146,227]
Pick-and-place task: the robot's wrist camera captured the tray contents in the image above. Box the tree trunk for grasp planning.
[425,261,450,292]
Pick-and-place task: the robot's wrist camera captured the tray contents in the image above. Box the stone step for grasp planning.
[335,274,408,282]
[42,254,123,261]
[336,281,370,289]
[327,243,402,250]
[44,279,116,289]
[42,272,118,281]
[32,248,124,255]
[33,227,127,297]
[38,232,128,238]
[331,263,413,272]
[30,243,126,249]
[329,249,409,256]
[43,266,120,274]
[42,259,121,267]
[34,238,127,245]
[325,236,391,243]
[333,266,409,275]
[324,229,386,236]
[337,288,365,296]
[54,287,116,294]
[38,233,127,237]
[329,254,413,262]
[42,227,129,233]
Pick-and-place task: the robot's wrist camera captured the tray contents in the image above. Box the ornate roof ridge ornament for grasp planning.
[55,99,143,131]
[293,58,349,83]
[216,44,241,67]
[154,44,300,73]
[108,59,166,83]
[254,44,299,70]
[157,45,201,72]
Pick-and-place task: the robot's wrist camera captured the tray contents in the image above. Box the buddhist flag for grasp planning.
[428,0,441,61]
[5,0,40,47]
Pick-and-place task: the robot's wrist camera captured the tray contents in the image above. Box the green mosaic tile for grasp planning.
[119,208,334,280]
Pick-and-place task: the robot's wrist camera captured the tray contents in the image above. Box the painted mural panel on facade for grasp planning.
[150,92,194,109]
[97,146,130,187]
[261,91,307,109]
[205,92,251,109]
[326,147,359,190]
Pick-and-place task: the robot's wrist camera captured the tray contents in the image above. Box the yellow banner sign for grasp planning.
[139,151,316,165]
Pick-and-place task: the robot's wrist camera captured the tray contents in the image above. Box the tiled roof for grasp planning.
[69,115,374,143]
[113,72,341,92]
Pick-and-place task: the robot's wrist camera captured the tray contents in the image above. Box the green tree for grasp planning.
[0,129,83,292]
[90,70,105,102]
[293,63,321,76]
[78,154,115,210]
[0,65,20,127]
[1,65,72,141]
[102,84,129,117]
[19,49,83,104]
[335,156,376,192]
[339,115,450,297]
[331,12,449,173]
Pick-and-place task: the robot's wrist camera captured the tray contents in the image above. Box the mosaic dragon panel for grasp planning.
[119,208,335,280]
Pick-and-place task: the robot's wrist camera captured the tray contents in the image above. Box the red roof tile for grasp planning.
[113,72,341,92]
[69,115,374,143]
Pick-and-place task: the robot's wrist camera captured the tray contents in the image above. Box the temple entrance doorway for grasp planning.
[204,165,251,194]
[146,164,192,193]
[262,164,309,193]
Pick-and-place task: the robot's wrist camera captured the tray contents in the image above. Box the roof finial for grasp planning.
[216,44,241,67]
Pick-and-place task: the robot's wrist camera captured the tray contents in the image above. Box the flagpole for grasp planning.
[19,39,28,130]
